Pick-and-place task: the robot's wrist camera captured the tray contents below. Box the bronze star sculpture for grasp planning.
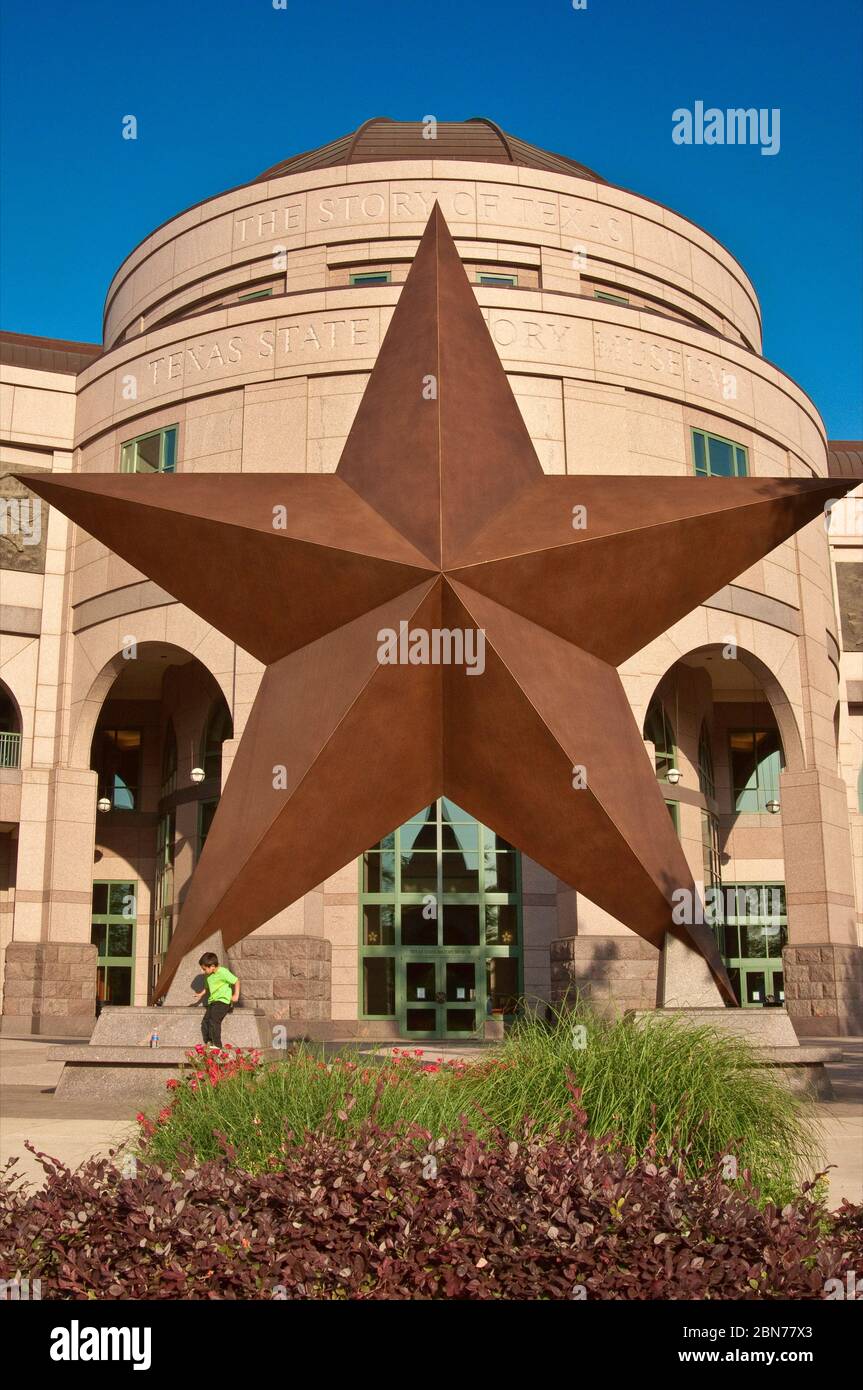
[23,207,851,1006]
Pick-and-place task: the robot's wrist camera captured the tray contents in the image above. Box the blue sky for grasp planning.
[1,0,860,436]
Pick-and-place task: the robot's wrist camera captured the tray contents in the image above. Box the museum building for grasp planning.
[1,118,861,1040]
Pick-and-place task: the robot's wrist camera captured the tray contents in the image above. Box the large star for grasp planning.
[24,208,851,1006]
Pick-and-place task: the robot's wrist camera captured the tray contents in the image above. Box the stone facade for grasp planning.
[783,943,863,1036]
[0,120,860,1039]
[228,936,331,1024]
[2,941,97,1036]
[550,936,658,1017]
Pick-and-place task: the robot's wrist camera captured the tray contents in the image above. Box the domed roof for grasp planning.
[256,116,605,184]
